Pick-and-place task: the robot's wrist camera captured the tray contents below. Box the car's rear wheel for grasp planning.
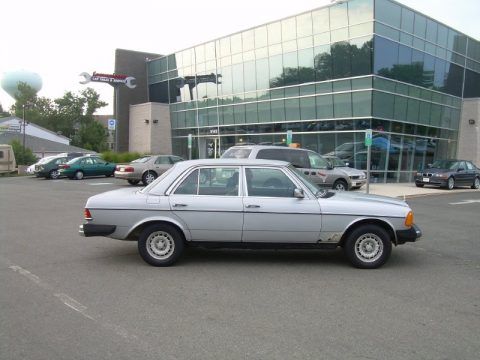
[472,177,480,189]
[343,224,392,269]
[446,177,455,190]
[49,169,60,179]
[415,183,424,187]
[333,179,348,191]
[128,180,140,185]
[142,171,157,185]
[138,224,184,266]
[74,171,84,180]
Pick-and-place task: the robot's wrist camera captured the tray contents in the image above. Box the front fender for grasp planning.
[343,216,398,245]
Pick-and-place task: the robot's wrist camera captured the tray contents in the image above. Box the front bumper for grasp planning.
[414,176,447,187]
[396,224,422,244]
[79,224,116,237]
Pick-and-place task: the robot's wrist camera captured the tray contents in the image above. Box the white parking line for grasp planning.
[89,183,115,186]
[8,264,136,340]
[449,199,480,205]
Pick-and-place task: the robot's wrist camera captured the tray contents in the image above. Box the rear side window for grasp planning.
[222,148,252,158]
[257,149,310,168]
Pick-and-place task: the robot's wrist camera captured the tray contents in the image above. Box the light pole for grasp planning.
[21,103,33,154]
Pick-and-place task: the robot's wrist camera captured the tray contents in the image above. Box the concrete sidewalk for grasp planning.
[357,182,479,199]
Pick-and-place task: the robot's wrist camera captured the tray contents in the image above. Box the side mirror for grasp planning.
[344,162,350,167]
[294,188,305,199]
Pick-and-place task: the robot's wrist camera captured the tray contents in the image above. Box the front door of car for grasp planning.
[168,166,243,242]
[82,157,96,176]
[455,161,470,185]
[242,167,321,243]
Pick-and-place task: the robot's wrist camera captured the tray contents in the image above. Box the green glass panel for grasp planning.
[257,101,271,122]
[243,61,257,92]
[285,98,300,121]
[316,94,334,119]
[234,104,246,124]
[256,58,269,91]
[300,97,316,120]
[352,77,372,90]
[401,8,414,33]
[393,96,407,120]
[312,8,329,34]
[349,22,373,38]
[348,0,373,25]
[269,54,284,88]
[298,47,315,83]
[407,98,420,122]
[282,17,297,42]
[330,2,348,29]
[296,13,313,38]
[373,91,394,118]
[352,91,372,117]
[375,0,401,28]
[245,103,258,123]
[271,99,286,121]
[268,22,282,45]
[316,82,332,94]
[314,44,332,81]
[255,26,268,48]
[242,30,255,52]
[414,13,426,38]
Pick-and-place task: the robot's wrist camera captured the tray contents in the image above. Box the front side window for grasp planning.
[155,156,170,165]
[246,167,296,198]
[466,161,474,170]
[308,153,329,169]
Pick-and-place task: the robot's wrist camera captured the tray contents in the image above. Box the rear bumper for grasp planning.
[79,224,116,237]
[114,171,140,180]
[396,224,422,244]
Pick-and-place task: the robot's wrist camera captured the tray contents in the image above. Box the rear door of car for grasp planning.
[168,166,244,242]
[241,166,321,243]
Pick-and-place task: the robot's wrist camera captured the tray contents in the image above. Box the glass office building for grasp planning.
[147,0,480,182]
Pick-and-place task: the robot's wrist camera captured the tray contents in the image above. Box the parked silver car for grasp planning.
[115,155,184,185]
[221,145,366,190]
[322,155,367,190]
[80,159,421,269]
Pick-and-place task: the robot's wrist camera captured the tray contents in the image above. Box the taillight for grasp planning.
[124,166,134,172]
[84,208,92,220]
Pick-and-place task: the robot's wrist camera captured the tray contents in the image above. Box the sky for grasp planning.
[1,0,479,115]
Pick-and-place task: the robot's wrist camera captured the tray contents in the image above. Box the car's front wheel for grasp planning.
[138,224,184,266]
[446,177,455,190]
[472,177,480,189]
[343,224,392,269]
[333,179,348,191]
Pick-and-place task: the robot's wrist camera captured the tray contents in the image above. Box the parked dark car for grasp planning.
[58,156,116,180]
[34,154,85,179]
[414,160,480,190]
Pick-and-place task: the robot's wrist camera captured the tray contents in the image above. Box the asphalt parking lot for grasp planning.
[1,176,479,360]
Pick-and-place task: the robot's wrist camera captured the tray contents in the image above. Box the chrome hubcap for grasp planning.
[145,173,155,184]
[448,178,454,189]
[354,233,383,263]
[335,183,346,191]
[475,178,479,189]
[146,231,174,260]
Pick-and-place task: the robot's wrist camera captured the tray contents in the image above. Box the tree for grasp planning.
[9,139,37,165]
[0,102,10,117]
[11,83,109,151]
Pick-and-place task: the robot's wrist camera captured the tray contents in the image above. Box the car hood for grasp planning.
[420,168,450,174]
[86,188,148,209]
[320,191,410,217]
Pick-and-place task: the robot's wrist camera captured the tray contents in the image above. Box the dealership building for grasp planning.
[116,0,480,183]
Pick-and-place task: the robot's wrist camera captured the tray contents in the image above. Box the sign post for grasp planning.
[365,129,372,194]
[286,130,293,146]
[188,134,192,160]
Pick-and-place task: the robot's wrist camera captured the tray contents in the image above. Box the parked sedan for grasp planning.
[115,155,184,185]
[58,156,116,180]
[414,159,480,190]
[80,159,422,269]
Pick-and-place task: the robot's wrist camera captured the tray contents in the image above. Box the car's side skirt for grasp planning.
[187,241,338,250]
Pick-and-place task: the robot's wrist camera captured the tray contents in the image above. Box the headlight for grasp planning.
[433,173,447,178]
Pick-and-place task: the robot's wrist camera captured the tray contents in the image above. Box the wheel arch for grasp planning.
[126,218,189,242]
[339,218,397,246]
[142,169,158,178]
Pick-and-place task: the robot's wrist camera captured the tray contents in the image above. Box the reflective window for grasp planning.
[348,0,373,24]
[234,104,246,124]
[334,93,352,118]
[285,98,300,121]
[464,69,480,98]
[374,36,399,75]
[282,17,297,42]
[243,61,257,92]
[300,97,316,120]
[393,96,407,121]
[283,51,299,85]
[312,8,329,34]
[330,2,348,29]
[269,54,284,88]
[401,8,414,33]
[231,33,242,54]
[256,58,269,90]
[332,41,351,78]
[350,36,372,76]
[268,22,282,45]
[296,13,312,38]
[298,48,315,83]
[174,169,199,195]
[314,44,332,81]
[352,91,371,117]
[255,26,268,48]
[414,13,426,38]
[316,94,334,119]
[375,0,401,28]
[242,30,255,52]
[257,101,271,122]
[373,91,394,118]
[426,19,438,44]
[271,99,286,121]
[232,63,244,94]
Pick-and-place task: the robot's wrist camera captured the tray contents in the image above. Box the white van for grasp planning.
[0,144,16,174]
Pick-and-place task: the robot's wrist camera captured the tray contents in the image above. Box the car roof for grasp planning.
[226,145,312,152]
[175,158,289,168]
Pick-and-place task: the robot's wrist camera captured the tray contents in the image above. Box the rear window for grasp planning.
[257,149,310,168]
[221,148,252,159]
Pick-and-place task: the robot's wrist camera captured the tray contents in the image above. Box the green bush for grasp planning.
[101,151,144,164]
[9,139,37,165]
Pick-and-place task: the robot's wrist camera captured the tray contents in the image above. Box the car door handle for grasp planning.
[304,171,310,175]
[173,203,187,207]
[245,204,260,208]
[311,171,316,175]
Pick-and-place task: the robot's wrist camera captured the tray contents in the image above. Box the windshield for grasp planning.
[131,156,152,163]
[430,160,458,169]
[328,157,347,167]
[288,164,327,197]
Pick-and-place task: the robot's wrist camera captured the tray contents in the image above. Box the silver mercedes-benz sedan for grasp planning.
[80,159,421,269]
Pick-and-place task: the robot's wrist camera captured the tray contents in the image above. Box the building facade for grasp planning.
[145,0,480,182]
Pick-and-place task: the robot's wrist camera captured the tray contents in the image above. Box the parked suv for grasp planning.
[221,145,366,190]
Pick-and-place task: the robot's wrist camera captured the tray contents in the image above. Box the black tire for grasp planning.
[472,177,480,189]
[333,179,348,191]
[74,171,84,180]
[138,224,184,266]
[446,177,455,190]
[343,224,392,269]
[49,169,60,180]
[142,171,157,185]
[415,183,424,188]
[128,179,140,185]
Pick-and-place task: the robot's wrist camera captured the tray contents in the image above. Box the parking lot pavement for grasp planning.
[1,176,479,360]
